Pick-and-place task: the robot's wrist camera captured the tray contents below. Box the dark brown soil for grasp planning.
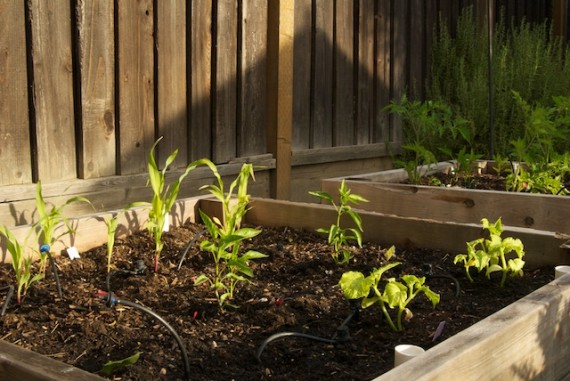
[0,223,553,381]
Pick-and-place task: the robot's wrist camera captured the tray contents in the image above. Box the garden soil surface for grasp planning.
[0,222,554,381]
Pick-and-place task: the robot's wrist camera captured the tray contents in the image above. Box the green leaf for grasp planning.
[338,271,371,299]
[383,280,408,309]
[101,352,140,376]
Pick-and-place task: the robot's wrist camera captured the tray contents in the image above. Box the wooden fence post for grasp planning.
[553,0,568,38]
[267,0,294,200]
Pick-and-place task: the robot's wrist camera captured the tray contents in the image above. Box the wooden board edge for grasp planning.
[0,340,105,381]
[373,275,570,380]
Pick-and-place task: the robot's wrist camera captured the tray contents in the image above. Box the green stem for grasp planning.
[380,302,399,332]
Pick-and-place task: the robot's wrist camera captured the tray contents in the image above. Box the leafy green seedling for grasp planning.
[309,180,369,264]
[339,255,440,331]
[100,352,140,376]
[0,226,44,304]
[195,162,267,309]
[34,181,91,273]
[454,217,525,287]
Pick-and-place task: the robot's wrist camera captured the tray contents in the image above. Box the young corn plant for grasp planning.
[454,218,525,287]
[0,226,44,304]
[101,203,143,273]
[34,181,91,273]
[339,256,440,332]
[195,162,267,310]
[144,137,212,272]
[309,180,369,264]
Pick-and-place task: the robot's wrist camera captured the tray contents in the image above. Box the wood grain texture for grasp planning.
[30,0,77,181]
[376,277,570,381]
[334,0,354,146]
[375,0,391,143]
[356,0,375,145]
[312,0,333,148]
[117,0,154,175]
[239,0,268,157]
[409,0,424,98]
[190,0,212,161]
[390,0,407,144]
[156,0,188,168]
[213,0,238,163]
[291,0,312,150]
[0,340,105,381]
[76,0,116,179]
[0,1,32,185]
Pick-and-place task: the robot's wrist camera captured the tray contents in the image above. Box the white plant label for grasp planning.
[67,246,80,260]
[163,213,170,232]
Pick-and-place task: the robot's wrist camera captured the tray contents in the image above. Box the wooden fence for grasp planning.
[0,0,568,226]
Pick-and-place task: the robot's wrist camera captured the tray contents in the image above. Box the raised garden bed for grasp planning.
[321,161,570,236]
[1,197,569,380]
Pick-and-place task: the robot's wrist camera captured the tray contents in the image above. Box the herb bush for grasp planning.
[429,6,570,157]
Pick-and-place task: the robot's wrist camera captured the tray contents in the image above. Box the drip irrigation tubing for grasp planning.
[256,304,359,363]
[102,293,191,380]
[427,274,461,298]
[177,229,206,271]
[100,262,190,380]
[0,285,14,316]
[40,245,62,298]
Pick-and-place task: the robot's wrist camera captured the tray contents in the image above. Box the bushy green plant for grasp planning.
[309,180,369,264]
[429,6,570,157]
[339,251,440,332]
[454,218,525,287]
[383,95,470,183]
[195,162,267,309]
[34,181,91,273]
[0,226,43,304]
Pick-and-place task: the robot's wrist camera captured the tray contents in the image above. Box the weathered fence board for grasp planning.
[30,0,77,182]
[334,0,354,146]
[76,0,116,179]
[117,0,154,175]
[0,0,565,223]
[239,0,268,157]
[0,1,32,185]
[156,0,188,168]
[214,0,238,163]
[190,0,212,161]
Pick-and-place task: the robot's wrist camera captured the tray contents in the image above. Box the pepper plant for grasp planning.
[0,226,44,304]
[339,257,440,332]
[454,217,525,287]
[309,180,369,264]
[194,162,267,309]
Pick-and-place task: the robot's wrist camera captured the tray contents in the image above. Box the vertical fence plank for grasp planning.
[356,0,374,144]
[375,0,391,143]
[292,0,312,150]
[117,0,154,175]
[334,0,354,146]
[213,0,238,163]
[267,0,294,199]
[0,1,32,185]
[391,0,408,144]
[157,0,188,167]
[76,0,115,179]
[239,0,268,157]
[312,0,334,148]
[30,0,77,181]
[409,0,424,98]
[190,0,212,161]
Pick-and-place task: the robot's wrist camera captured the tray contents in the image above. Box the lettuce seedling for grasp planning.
[339,257,440,331]
[309,180,369,264]
[454,217,525,287]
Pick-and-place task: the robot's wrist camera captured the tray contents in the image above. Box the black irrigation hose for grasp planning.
[100,291,191,380]
[0,285,14,316]
[105,260,147,292]
[427,274,461,298]
[255,305,359,363]
[40,246,62,298]
[177,229,206,271]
